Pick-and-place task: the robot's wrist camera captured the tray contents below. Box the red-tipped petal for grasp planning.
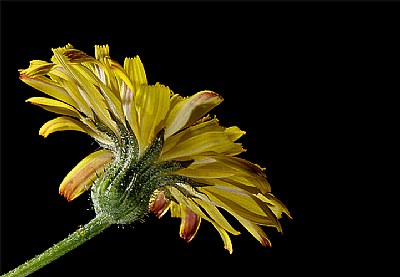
[179,206,201,243]
[150,191,170,218]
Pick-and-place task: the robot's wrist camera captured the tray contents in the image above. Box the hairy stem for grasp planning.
[1,215,112,277]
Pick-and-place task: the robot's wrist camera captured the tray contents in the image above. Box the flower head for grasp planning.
[19,44,291,253]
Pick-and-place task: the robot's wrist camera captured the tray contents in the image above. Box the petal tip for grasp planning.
[199,90,224,102]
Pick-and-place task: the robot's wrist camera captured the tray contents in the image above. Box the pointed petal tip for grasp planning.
[39,130,49,138]
[225,246,233,254]
[180,233,195,243]
[261,237,272,247]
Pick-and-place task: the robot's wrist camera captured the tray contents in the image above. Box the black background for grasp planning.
[1,1,397,276]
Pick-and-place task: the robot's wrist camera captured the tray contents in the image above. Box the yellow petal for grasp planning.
[48,68,94,120]
[121,83,139,137]
[168,187,205,216]
[201,186,280,229]
[167,187,237,251]
[135,84,171,154]
[193,198,240,235]
[212,155,271,194]
[38,116,113,146]
[215,155,266,177]
[198,177,257,195]
[169,201,181,218]
[178,155,267,181]
[62,47,100,64]
[256,193,292,219]
[177,158,236,178]
[188,180,272,247]
[198,188,273,247]
[214,226,233,254]
[187,155,270,194]
[161,118,244,161]
[234,215,272,247]
[94,45,120,94]
[19,60,56,77]
[110,59,135,97]
[225,126,246,142]
[52,49,118,134]
[79,117,114,147]
[120,56,148,134]
[26,97,81,118]
[165,90,223,138]
[169,187,207,243]
[124,56,148,90]
[222,175,271,195]
[59,150,114,201]
[39,116,88,137]
[19,74,77,107]
[75,64,125,125]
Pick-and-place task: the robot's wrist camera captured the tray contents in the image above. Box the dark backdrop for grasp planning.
[1,1,396,276]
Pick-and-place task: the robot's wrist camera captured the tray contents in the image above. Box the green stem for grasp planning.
[1,215,112,277]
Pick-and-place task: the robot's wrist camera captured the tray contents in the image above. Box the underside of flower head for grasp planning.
[20,44,291,253]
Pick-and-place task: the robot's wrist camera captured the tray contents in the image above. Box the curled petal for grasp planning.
[165,90,223,138]
[59,150,114,201]
[39,116,88,137]
[38,116,114,147]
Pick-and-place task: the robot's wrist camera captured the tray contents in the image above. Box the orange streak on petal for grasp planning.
[59,150,113,201]
[60,161,102,201]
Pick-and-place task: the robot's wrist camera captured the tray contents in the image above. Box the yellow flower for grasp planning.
[19,44,291,253]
